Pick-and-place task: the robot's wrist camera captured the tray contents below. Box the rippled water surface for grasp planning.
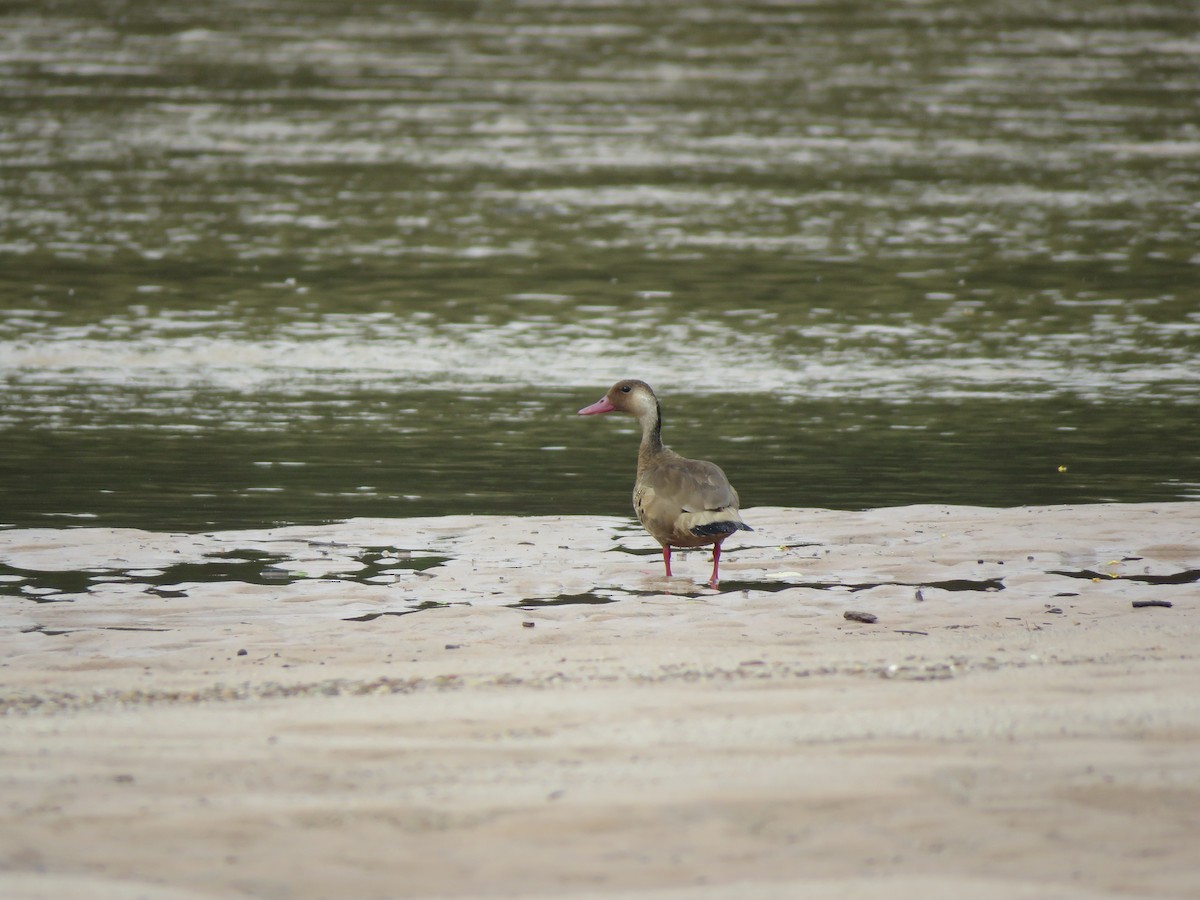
[2,0,1199,530]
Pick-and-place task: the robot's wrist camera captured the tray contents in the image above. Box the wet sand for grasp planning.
[2,504,1199,899]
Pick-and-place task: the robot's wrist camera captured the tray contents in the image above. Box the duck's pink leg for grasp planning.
[708,540,724,589]
[662,544,673,577]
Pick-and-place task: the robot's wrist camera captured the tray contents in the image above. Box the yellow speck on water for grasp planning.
[1057,465,1068,473]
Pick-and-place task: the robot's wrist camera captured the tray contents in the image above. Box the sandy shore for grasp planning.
[1,503,1198,898]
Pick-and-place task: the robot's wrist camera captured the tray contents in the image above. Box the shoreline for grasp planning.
[2,503,1198,898]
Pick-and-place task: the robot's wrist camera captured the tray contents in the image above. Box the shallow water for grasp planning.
[2,0,1199,531]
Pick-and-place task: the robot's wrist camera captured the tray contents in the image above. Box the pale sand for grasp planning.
[1,504,1198,899]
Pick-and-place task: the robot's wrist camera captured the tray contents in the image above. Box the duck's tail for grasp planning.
[690,520,753,537]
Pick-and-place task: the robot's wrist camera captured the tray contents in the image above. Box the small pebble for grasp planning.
[844,610,877,624]
[522,621,535,628]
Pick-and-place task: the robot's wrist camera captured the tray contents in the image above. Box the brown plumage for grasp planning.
[578,379,751,588]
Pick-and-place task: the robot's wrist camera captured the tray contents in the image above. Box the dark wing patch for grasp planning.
[690,520,754,537]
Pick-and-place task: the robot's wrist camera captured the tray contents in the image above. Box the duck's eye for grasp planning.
[620,385,631,393]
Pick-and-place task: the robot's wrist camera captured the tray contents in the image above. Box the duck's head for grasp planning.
[578,379,658,419]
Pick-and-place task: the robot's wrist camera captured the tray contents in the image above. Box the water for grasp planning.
[2,0,1199,532]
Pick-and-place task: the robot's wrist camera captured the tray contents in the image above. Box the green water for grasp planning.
[2,0,1198,532]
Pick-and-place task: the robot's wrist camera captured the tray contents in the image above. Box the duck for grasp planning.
[578,379,752,588]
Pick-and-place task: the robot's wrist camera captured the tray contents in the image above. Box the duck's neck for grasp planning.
[636,399,664,475]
